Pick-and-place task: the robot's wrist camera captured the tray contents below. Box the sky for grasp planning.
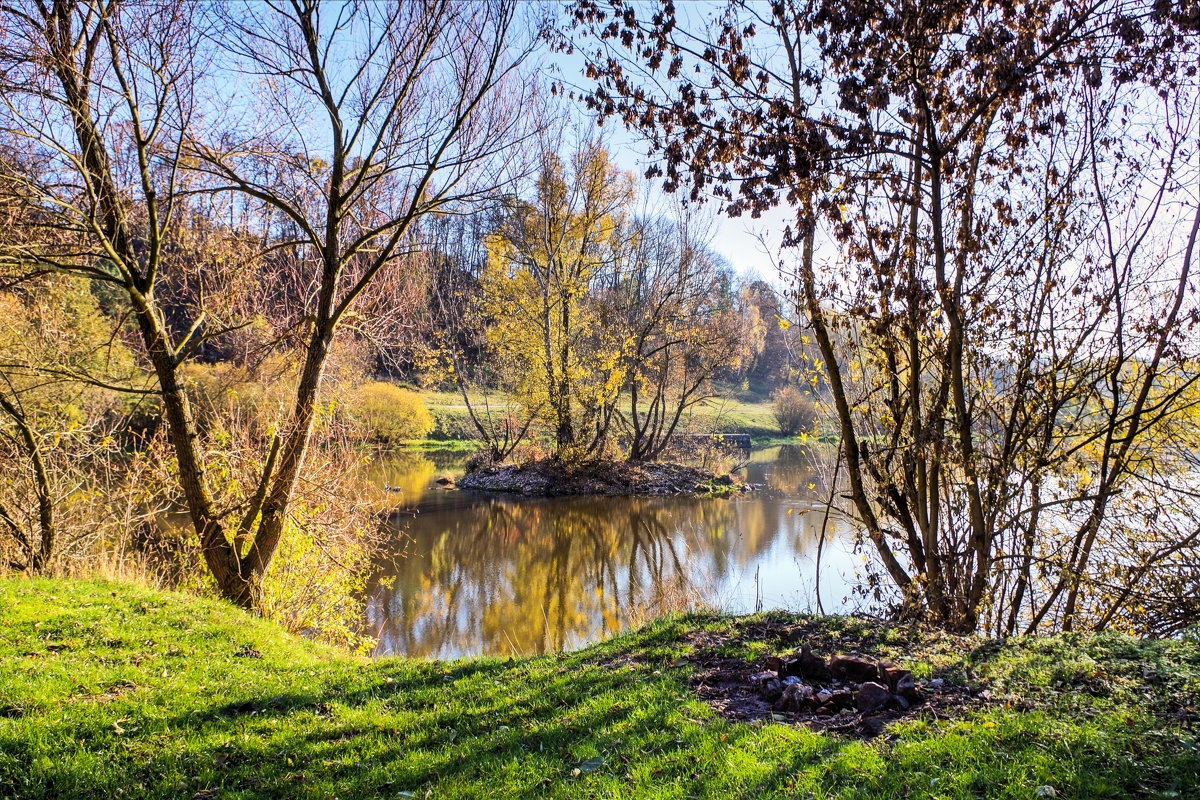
[543,6,797,289]
[600,121,798,286]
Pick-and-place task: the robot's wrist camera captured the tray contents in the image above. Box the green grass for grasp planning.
[389,438,480,452]
[685,396,780,438]
[7,582,1190,800]
[407,388,505,445]
[413,386,798,445]
[8,580,1194,799]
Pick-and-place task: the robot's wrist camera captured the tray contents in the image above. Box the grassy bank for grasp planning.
[416,387,797,446]
[389,438,481,452]
[3,579,1197,799]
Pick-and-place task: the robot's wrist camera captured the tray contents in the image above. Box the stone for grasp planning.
[893,693,910,710]
[895,673,918,701]
[928,677,945,689]
[750,670,778,686]
[764,656,784,673]
[882,666,905,688]
[435,475,455,485]
[774,682,815,712]
[854,681,891,713]
[829,690,854,709]
[782,676,803,686]
[778,656,802,678]
[815,689,833,705]
[883,667,918,699]
[750,670,779,700]
[797,644,832,681]
[830,655,880,683]
[455,459,745,497]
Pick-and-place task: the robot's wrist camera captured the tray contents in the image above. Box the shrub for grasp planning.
[772,386,818,436]
[178,360,296,437]
[348,382,434,443]
[254,500,383,653]
[178,340,371,440]
[171,499,384,654]
[165,425,387,653]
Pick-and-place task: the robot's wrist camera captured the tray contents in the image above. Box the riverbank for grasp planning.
[3,579,1198,799]
[457,458,745,496]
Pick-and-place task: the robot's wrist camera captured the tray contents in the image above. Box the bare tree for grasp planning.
[567,0,1200,632]
[182,0,534,603]
[0,0,533,606]
[605,210,738,461]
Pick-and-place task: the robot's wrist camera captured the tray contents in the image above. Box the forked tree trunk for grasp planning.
[43,2,249,605]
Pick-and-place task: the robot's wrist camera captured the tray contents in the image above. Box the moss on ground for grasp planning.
[1,579,1198,799]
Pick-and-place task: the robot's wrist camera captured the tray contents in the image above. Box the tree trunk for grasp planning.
[0,393,55,574]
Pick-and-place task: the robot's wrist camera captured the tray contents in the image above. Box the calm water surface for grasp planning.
[365,446,869,659]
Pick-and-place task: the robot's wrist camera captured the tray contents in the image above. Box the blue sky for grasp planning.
[544,9,795,288]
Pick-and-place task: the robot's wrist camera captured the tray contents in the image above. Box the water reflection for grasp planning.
[366,445,869,659]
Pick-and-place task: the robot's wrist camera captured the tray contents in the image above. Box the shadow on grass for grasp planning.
[6,586,1200,800]
[89,652,853,800]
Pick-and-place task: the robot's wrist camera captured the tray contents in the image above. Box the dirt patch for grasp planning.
[457,459,746,497]
[679,621,992,738]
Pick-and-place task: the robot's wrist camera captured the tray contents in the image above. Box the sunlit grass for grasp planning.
[410,384,803,445]
[2,579,1198,799]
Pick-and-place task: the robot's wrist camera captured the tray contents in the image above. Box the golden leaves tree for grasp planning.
[482,142,635,459]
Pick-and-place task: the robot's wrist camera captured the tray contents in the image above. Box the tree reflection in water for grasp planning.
[366,446,865,658]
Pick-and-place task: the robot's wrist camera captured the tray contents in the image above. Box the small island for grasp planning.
[457,458,747,497]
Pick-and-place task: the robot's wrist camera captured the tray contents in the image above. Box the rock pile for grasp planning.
[749,645,922,715]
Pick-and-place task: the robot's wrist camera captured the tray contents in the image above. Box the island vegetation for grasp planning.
[1,0,1199,797]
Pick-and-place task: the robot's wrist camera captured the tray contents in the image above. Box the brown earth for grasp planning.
[675,619,998,739]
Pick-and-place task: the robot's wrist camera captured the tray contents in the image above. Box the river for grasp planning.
[364,445,871,659]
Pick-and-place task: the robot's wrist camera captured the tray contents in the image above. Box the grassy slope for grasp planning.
[684,396,780,439]
[2,580,1198,800]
